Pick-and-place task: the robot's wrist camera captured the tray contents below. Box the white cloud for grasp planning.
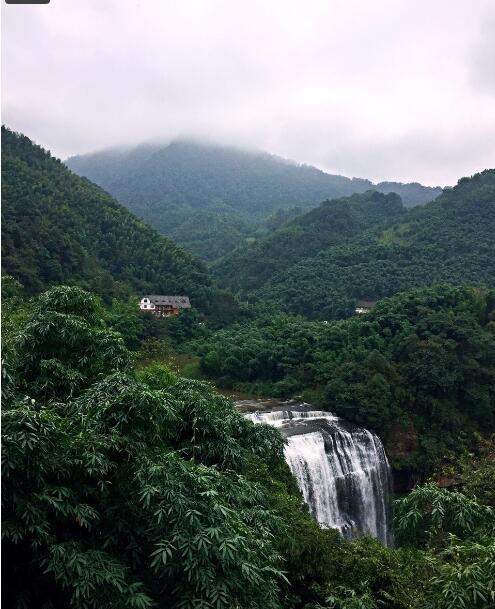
[2,0,494,184]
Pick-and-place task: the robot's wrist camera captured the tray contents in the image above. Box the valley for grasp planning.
[4,1,495,606]
[2,126,494,609]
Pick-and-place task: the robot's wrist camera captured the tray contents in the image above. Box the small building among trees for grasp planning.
[355,299,377,314]
[140,295,191,317]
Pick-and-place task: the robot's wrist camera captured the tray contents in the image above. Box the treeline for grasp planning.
[3,284,494,609]
[213,190,406,293]
[193,285,495,478]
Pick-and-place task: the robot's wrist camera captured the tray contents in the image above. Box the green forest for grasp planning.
[67,140,441,261]
[2,127,495,609]
[193,285,495,481]
[1,127,240,326]
[214,169,495,319]
[3,283,495,609]
[212,190,406,293]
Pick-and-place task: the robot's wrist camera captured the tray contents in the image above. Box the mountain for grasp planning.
[1,127,236,319]
[66,140,442,260]
[374,181,443,207]
[215,170,495,319]
[213,190,406,293]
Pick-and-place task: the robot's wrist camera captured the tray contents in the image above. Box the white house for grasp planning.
[140,296,155,311]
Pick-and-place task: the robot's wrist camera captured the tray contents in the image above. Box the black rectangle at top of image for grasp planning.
[6,0,50,4]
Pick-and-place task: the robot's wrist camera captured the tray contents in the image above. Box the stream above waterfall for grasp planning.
[238,399,393,546]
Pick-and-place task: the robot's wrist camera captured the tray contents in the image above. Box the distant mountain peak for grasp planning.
[67,140,443,261]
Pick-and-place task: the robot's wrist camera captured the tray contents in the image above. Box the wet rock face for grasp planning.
[384,422,420,493]
[241,400,394,546]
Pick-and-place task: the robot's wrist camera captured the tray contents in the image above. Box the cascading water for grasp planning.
[241,401,393,546]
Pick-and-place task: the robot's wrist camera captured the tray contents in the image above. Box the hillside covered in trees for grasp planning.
[213,190,406,293]
[216,169,495,319]
[1,127,238,321]
[66,140,442,260]
[3,126,495,609]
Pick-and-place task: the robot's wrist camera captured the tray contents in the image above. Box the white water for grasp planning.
[245,409,338,427]
[244,405,393,545]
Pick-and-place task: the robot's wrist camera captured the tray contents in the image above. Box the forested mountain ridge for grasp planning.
[1,127,237,319]
[66,140,442,260]
[213,190,406,293]
[375,180,443,206]
[219,169,495,319]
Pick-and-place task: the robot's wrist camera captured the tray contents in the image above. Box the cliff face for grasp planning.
[385,422,420,492]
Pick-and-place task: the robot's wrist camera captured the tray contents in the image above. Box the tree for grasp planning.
[12,286,130,401]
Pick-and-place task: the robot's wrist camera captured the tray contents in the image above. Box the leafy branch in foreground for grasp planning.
[395,483,495,549]
[395,483,495,609]
[2,286,286,609]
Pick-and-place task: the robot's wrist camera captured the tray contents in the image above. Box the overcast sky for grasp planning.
[2,0,495,185]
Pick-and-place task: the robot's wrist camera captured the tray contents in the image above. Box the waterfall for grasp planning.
[242,403,393,546]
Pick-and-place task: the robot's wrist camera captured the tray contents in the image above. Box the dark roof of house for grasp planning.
[142,295,191,308]
[356,299,377,308]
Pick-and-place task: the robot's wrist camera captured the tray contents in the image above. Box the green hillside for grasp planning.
[66,141,442,260]
[1,127,235,317]
[213,190,406,293]
[219,170,495,319]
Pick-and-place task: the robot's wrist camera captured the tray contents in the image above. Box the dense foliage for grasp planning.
[3,285,495,609]
[167,210,254,262]
[194,285,495,478]
[3,126,495,609]
[2,286,288,608]
[66,140,441,260]
[1,127,239,324]
[216,170,495,319]
[213,191,405,293]
[395,482,495,609]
